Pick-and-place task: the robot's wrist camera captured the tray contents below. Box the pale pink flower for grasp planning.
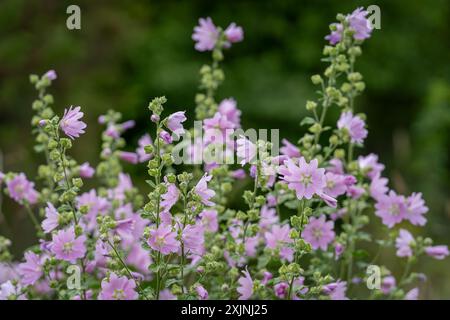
[237,268,253,300]
[265,225,294,261]
[279,157,326,200]
[381,276,396,294]
[236,136,257,165]
[196,285,208,300]
[375,190,407,228]
[60,106,86,139]
[224,23,244,43]
[79,162,95,178]
[200,209,218,233]
[323,281,348,300]
[301,215,335,250]
[167,111,187,137]
[323,172,347,197]
[18,251,44,286]
[44,69,57,81]
[280,139,301,158]
[181,223,205,256]
[425,245,449,260]
[405,192,428,226]
[358,154,385,179]
[395,229,414,258]
[119,151,138,164]
[274,282,289,299]
[50,227,86,262]
[98,273,138,300]
[218,98,241,127]
[405,288,419,300]
[6,173,39,204]
[42,202,59,233]
[337,111,367,144]
[192,17,219,51]
[148,224,179,255]
[160,183,180,212]
[136,134,153,163]
[159,130,173,144]
[370,174,388,201]
[194,174,215,206]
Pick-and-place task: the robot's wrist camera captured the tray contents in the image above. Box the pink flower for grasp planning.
[337,111,367,144]
[181,223,205,256]
[301,215,335,250]
[159,289,177,300]
[44,69,57,81]
[136,134,153,163]
[0,281,27,300]
[375,190,407,228]
[148,224,179,255]
[405,192,428,226]
[159,130,173,144]
[120,120,135,131]
[274,282,289,299]
[160,183,180,212]
[196,285,208,300]
[237,268,253,300]
[119,151,138,164]
[265,225,294,262]
[18,251,44,286]
[323,172,347,197]
[203,112,236,145]
[358,154,385,179]
[280,139,301,158]
[50,227,86,262]
[236,136,257,165]
[194,174,215,206]
[334,243,344,260]
[167,111,187,137]
[347,7,373,40]
[322,281,348,300]
[259,205,279,232]
[425,246,449,260]
[200,209,218,233]
[60,106,86,139]
[370,174,388,201]
[395,229,414,258]
[6,173,39,204]
[42,202,59,233]
[218,98,241,127]
[98,273,138,300]
[192,17,219,51]
[325,23,344,45]
[381,276,396,294]
[405,288,419,300]
[327,158,344,175]
[231,169,246,180]
[79,162,95,178]
[225,23,244,43]
[279,157,326,200]
[347,185,365,199]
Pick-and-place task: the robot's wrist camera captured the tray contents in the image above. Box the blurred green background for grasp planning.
[0,0,449,298]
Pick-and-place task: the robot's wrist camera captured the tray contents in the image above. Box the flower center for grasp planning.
[326,180,335,189]
[389,204,400,216]
[301,174,312,186]
[63,241,74,254]
[156,236,165,247]
[113,289,125,300]
[313,228,322,240]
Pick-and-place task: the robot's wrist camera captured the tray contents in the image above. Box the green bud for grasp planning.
[306,101,317,111]
[72,178,83,188]
[311,74,323,85]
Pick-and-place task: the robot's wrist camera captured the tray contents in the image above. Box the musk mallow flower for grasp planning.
[195,285,209,300]
[18,251,44,286]
[280,139,301,158]
[236,136,257,165]
[0,281,26,300]
[237,268,253,300]
[160,183,180,212]
[79,162,95,178]
[405,288,419,300]
[274,282,289,299]
[192,17,219,51]
[358,153,385,179]
[425,245,449,260]
[337,111,368,144]
[225,23,244,43]
[405,192,428,226]
[322,281,348,300]
[323,172,347,198]
[325,23,344,45]
[50,226,87,262]
[301,215,335,250]
[265,224,294,262]
[136,134,153,163]
[194,173,215,206]
[6,173,39,204]
[375,190,407,228]
[347,7,373,40]
[98,273,138,300]
[42,202,59,234]
[148,224,179,255]
[159,130,173,144]
[60,106,86,139]
[381,276,396,294]
[200,209,218,233]
[370,174,389,201]
[395,229,414,258]
[278,157,326,200]
[181,223,205,256]
[119,151,138,164]
[218,98,241,127]
[43,69,57,81]
[167,111,187,137]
